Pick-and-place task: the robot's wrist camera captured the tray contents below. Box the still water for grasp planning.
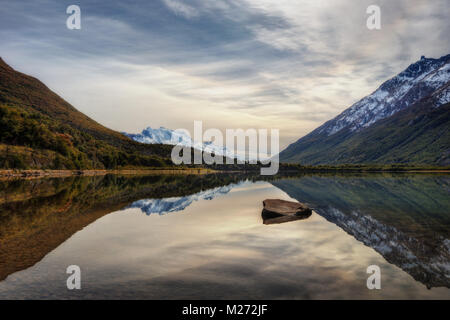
[0,173,449,299]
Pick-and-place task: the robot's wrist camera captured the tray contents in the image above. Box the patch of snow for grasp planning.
[434,86,450,107]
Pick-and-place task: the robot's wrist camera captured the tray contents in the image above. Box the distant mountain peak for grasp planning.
[124,126,244,160]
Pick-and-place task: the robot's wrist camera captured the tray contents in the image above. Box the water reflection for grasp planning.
[0,173,449,299]
[261,212,312,225]
[127,183,242,216]
[0,174,250,282]
[271,175,450,289]
[261,207,312,225]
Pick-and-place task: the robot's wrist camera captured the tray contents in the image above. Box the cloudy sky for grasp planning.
[0,0,449,149]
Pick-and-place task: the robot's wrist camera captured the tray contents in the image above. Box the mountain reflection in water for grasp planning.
[0,173,449,298]
[271,175,450,289]
[127,183,242,216]
[0,174,251,282]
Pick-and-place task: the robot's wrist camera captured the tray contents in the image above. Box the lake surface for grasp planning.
[0,173,449,299]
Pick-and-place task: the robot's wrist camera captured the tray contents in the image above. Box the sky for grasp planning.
[0,0,449,149]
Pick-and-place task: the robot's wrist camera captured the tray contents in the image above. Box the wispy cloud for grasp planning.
[0,0,448,148]
[162,0,199,19]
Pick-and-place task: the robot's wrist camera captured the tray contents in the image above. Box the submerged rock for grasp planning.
[262,199,312,225]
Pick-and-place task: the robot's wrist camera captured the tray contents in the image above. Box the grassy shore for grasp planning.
[0,168,217,179]
[293,164,450,172]
[1,163,449,180]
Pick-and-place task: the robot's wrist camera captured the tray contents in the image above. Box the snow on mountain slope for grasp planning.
[434,85,450,107]
[279,54,450,165]
[319,54,450,136]
[123,126,242,160]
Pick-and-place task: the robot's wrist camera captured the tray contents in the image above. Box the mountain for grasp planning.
[280,54,450,165]
[124,126,241,160]
[0,58,174,169]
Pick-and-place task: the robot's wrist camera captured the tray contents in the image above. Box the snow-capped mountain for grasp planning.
[127,182,241,216]
[125,126,188,145]
[280,54,450,165]
[321,54,450,136]
[124,126,241,160]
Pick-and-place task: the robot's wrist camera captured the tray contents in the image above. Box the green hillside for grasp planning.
[0,58,174,169]
[280,97,450,165]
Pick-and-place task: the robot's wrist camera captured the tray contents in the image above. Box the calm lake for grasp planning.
[0,173,449,299]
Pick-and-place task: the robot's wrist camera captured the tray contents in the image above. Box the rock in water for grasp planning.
[262,199,312,217]
[261,199,311,225]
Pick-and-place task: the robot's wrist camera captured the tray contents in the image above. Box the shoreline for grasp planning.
[0,168,217,179]
[0,168,449,180]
